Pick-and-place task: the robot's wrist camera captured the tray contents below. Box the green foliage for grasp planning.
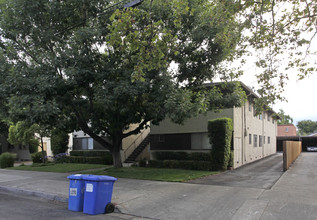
[7,121,39,150]
[228,151,234,168]
[51,129,69,156]
[297,120,317,136]
[154,151,212,161]
[31,151,47,164]
[208,118,233,170]
[67,156,112,165]
[138,158,147,167]
[70,150,111,158]
[0,0,247,168]
[277,109,293,125]
[147,160,164,168]
[0,152,14,168]
[148,160,213,171]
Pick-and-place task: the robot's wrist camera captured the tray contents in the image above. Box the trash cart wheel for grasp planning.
[105,203,115,213]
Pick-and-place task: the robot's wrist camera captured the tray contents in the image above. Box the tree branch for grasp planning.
[122,119,149,138]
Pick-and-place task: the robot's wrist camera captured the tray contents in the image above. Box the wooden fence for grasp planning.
[283,141,302,171]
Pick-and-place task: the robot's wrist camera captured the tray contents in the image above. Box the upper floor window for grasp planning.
[268,136,271,144]
[254,134,258,147]
[259,135,263,147]
[249,134,252,145]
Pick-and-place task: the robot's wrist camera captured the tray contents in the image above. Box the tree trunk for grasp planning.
[111,135,123,168]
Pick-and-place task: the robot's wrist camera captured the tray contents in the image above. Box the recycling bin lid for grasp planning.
[84,175,117,182]
[67,174,86,180]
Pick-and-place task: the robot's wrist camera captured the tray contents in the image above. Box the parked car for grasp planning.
[306,146,317,152]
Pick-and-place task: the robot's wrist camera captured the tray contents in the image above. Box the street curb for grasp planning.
[0,185,124,213]
[0,185,68,203]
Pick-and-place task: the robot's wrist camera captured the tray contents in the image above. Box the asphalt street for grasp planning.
[0,190,146,220]
[0,152,316,219]
[189,153,283,189]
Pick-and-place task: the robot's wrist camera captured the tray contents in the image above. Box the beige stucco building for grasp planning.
[150,84,278,169]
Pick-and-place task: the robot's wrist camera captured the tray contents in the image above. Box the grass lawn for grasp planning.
[8,163,108,173]
[8,163,218,182]
[80,167,218,182]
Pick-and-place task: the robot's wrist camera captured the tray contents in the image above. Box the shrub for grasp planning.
[67,156,112,165]
[154,151,212,161]
[148,159,214,171]
[70,150,111,157]
[228,151,234,167]
[51,129,69,156]
[53,153,69,163]
[139,158,147,167]
[147,160,164,168]
[0,152,15,168]
[208,118,233,170]
[31,151,47,163]
[188,152,212,161]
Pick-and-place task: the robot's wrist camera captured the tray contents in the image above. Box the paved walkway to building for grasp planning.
[0,152,316,219]
[189,153,283,189]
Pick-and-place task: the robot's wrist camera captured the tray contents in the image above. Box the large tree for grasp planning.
[0,0,246,167]
[297,120,317,136]
[0,0,316,167]
[277,109,293,125]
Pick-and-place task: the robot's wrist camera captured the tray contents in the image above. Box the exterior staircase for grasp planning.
[124,135,150,163]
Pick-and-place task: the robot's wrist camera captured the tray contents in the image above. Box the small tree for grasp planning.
[7,121,39,153]
[51,129,69,156]
[208,118,233,170]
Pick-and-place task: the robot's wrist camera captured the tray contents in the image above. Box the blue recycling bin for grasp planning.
[83,175,117,215]
[67,174,88,212]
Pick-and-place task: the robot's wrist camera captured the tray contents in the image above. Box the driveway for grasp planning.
[189,153,283,189]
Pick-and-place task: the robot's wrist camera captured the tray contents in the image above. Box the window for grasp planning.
[259,114,262,120]
[272,119,274,124]
[254,134,258,147]
[249,134,252,145]
[264,136,266,144]
[268,136,271,144]
[191,133,212,149]
[259,135,263,147]
[285,127,289,132]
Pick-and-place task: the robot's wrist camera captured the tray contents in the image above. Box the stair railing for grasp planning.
[123,126,150,162]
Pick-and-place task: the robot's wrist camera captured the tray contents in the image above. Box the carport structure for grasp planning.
[277,136,317,152]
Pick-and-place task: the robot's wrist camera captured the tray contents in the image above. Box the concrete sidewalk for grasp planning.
[0,152,317,219]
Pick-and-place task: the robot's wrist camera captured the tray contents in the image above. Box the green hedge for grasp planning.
[70,150,111,157]
[63,156,112,165]
[148,160,214,171]
[154,152,211,161]
[208,118,233,170]
[0,152,15,168]
[31,151,47,163]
